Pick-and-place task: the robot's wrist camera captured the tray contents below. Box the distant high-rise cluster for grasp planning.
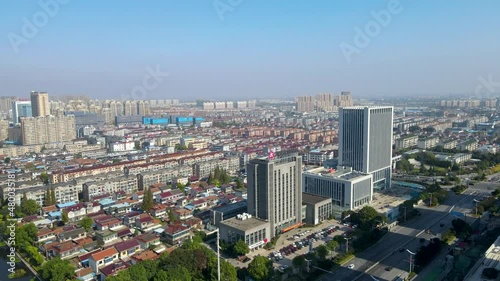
[21,115,76,145]
[202,100,256,110]
[440,99,496,108]
[296,91,353,112]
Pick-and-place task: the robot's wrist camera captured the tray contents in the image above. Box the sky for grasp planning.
[1,0,500,101]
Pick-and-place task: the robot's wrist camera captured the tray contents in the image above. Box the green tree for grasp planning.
[233,240,250,256]
[316,244,329,260]
[128,264,149,281]
[61,210,69,224]
[168,209,176,223]
[248,255,272,281]
[177,182,186,193]
[20,199,40,216]
[15,223,38,247]
[207,172,214,184]
[40,172,49,185]
[142,187,154,212]
[160,266,192,281]
[235,178,244,189]
[292,255,307,269]
[40,257,75,281]
[50,187,56,205]
[44,188,52,206]
[358,206,380,230]
[326,240,339,252]
[4,157,10,163]
[78,217,93,232]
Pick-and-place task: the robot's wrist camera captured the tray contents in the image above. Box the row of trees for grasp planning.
[208,166,232,186]
[44,187,57,206]
[419,182,448,207]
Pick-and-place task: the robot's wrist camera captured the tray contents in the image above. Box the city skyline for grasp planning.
[1,1,500,100]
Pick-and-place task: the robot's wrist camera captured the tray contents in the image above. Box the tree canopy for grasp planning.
[40,258,75,281]
[248,255,272,281]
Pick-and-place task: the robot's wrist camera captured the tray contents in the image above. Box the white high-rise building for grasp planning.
[339,106,393,189]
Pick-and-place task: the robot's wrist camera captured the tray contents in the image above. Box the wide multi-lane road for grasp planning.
[318,189,489,281]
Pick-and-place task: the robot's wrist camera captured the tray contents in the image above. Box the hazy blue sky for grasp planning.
[1,0,499,100]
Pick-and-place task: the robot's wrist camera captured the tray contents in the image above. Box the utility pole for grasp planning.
[402,206,407,223]
[345,237,351,253]
[429,193,433,207]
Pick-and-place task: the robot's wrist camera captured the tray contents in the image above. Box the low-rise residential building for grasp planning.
[136,233,161,250]
[395,135,418,150]
[458,140,479,151]
[114,239,141,260]
[89,247,119,273]
[417,137,439,149]
[161,224,190,246]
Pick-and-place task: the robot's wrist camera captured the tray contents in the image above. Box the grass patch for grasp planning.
[332,253,354,265]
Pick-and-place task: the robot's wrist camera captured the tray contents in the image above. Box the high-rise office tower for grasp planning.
[246,151,303,237]
[296,96,315,112]
[339,106,393,189]
[12,101,32,123]
[30,91,50,117]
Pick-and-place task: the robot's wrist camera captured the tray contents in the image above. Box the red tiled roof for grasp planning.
[91,247,118,261]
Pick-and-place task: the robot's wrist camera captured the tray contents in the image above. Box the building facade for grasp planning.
[21,115,76,145]
[246,152,302,237]
[30,91,50,117]
[339,106,393,189]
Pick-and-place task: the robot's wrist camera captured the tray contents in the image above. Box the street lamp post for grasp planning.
[215,228,220,281]
[407,249,416,274]
[345,237,351,253]
[474,199,480,216]
[402,206,407,223]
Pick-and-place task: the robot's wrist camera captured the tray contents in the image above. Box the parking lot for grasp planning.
[243,220,352,270]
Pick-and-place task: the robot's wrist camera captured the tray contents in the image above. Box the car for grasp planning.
[279,265,288,271]
[347,264,355,269]
[385,266,393,271]
[399,248,405,253]
[440,223,444,227]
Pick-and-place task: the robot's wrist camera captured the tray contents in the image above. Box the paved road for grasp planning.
[357,189,488,281]
[318,190,482,281]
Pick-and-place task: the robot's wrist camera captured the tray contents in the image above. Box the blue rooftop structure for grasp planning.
[111,202,130,209]
[57,201,77,209]
[48,211,61,219]
[99,198,116,206]
[154,228,164,234]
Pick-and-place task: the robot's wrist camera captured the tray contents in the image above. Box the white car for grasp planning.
[348,264,355,269]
